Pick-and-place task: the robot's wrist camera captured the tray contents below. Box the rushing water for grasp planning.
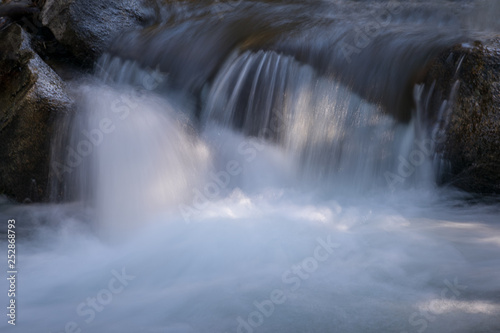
[2,1,500,332]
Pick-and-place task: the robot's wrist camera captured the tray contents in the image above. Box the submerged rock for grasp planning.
[0,24,73,202]
[40,0,158,64]
[421,37,500,194]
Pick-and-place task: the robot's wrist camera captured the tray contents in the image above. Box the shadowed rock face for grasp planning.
[40,0,158,64]
[421,38,500,194]
[0,24,73,202]
[0,0,39,19]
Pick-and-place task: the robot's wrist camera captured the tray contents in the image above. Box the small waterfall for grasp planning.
[6,2,500,333]
[202,50,298,140]
[50,19,468,218]
[50,61,211,235]
[201,50,440,192]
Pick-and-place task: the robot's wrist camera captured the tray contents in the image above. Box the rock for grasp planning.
[421,37,500,194]
[0,23,73,202]
[40,0,158,64]
[0,0,39,20]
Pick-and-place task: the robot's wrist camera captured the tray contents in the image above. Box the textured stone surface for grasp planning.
[421,37,500,194]
[0,24,73,202]
[40,0,158,63]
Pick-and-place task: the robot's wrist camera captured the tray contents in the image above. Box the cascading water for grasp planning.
[202,49,433,192]
[1,1,500,333]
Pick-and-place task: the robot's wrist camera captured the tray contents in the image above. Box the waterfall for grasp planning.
[2,1,499,333]
[50,60,211,235]
[201,50,440,193]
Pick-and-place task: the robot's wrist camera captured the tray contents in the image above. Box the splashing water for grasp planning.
[1,1,500,332]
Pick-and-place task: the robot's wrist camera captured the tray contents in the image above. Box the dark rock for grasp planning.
[40,0,158,64]
[0,0,39,20]
[421,37,500,194]
[0,23,73,202]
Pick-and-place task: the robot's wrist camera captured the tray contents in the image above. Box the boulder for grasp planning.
[40,0,158,64]
[0,23,73,202]
[421,37,500,194]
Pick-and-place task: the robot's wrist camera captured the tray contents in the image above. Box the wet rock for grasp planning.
[40,0,158,64]
[0,24,73,202]
[421,37,500,194]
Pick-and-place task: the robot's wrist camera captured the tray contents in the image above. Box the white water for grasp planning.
[1,80,499,332]
[1,2,500,329]
[202,50,438,193]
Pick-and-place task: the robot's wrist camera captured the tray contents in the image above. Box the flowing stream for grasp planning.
[1,1,500,332]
